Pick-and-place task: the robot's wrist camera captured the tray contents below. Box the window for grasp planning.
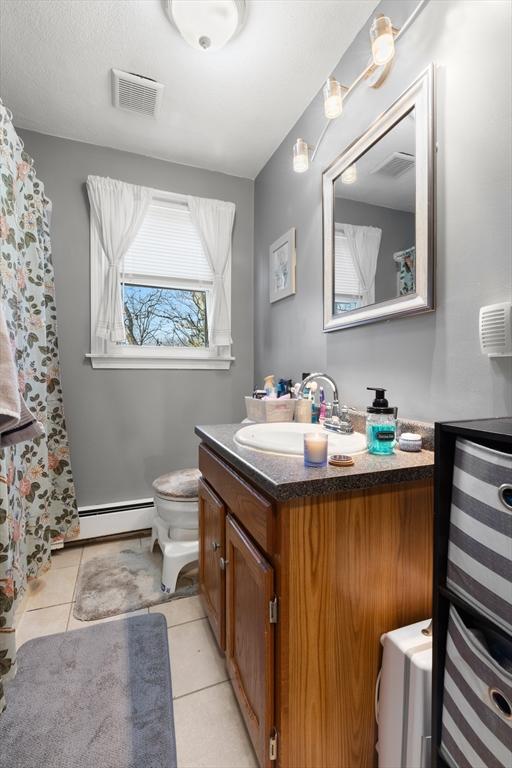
[334,225,362,312]
[89,190,233,369]
[122,201,211,348]
[123,284,208,347]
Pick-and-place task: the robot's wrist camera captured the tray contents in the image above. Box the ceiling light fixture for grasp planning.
[166,0,246,52]
[292,0,429,173]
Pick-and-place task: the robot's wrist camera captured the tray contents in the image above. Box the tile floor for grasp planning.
[15,534,257,768]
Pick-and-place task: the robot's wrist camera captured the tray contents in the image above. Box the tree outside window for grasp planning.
[123,284,208,347]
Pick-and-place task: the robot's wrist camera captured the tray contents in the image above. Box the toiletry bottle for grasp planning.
[264,375,276,398]
[319,387,326,423]
[366,387,397,455]
[308,382,319,422]
[276,378,293,398]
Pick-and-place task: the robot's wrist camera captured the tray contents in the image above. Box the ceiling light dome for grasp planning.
[167,0,246,52]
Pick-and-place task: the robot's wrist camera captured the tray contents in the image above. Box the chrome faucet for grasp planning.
[298,372,353,434]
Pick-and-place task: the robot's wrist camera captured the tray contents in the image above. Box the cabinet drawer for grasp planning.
[199,444,274,554]
[447,438,512,634]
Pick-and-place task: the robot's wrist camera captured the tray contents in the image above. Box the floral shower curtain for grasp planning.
[0,100,79,712]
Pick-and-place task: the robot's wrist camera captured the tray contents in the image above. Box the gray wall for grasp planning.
[334,197,415,303]
[254,0,512,421]
[19,130,254,507]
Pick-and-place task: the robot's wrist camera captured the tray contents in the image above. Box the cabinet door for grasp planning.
[198,477,226,651]
[225,515,275,768]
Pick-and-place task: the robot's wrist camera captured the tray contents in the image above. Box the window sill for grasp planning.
[85,352,234,370]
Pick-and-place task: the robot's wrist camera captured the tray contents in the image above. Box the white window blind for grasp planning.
[335,229,361,296]
[123,201,212,283]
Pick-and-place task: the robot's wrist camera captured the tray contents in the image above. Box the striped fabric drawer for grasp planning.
[441,606,512,768]
[447,438,512,634]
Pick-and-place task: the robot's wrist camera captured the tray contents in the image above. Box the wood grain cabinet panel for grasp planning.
[225,514,275,768]
[277,479,433,768]
[198,477,226,651]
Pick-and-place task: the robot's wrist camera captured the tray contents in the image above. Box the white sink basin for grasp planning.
[235,422,367,457]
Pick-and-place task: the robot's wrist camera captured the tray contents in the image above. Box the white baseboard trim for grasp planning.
[77,499,155,540]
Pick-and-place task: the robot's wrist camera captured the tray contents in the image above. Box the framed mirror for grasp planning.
[323,66,434,331]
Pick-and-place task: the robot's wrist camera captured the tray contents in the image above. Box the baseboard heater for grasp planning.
[77,498,154,540]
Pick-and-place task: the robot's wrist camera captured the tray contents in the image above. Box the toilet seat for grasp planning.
[152,468,201,500]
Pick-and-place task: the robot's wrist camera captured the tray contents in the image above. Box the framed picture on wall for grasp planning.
[269,228,296,303]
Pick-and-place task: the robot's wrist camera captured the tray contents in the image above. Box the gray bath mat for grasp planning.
[0,614,176,768]
[74,547,198,621]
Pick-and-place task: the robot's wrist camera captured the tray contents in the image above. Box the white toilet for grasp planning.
[150,468,201,594]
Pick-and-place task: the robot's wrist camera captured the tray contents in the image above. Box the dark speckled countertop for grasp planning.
[195,423,434,501]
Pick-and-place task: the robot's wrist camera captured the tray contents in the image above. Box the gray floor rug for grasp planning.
[0,614,176,768]
[74,547,198,621]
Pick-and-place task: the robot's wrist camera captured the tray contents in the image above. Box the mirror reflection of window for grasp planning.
[333,109,416,314]
[334,225,362,312]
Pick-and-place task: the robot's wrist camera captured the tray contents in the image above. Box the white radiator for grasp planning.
[377,618,432,768]
[77,498,154,540]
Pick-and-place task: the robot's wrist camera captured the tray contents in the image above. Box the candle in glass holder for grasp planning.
[304,431,328,467]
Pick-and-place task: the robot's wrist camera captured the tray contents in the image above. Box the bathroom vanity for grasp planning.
[195,424,434,768]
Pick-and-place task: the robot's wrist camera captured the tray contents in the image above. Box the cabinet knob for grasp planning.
[219,557,229,570]
[211,541,220,551]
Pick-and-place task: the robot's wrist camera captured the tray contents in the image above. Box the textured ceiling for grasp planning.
[0,0,378,178]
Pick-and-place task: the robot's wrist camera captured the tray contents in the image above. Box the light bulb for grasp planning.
[323,77,343,120]
[370,14,395,66]
[293,139,309,173]
[341,164,357,184]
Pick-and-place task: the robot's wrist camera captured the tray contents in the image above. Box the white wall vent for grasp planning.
[479,302,512,357]
[370,151,415,178]
[111,69,164,117]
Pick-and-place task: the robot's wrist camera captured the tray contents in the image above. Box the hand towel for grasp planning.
[0,304,44,447]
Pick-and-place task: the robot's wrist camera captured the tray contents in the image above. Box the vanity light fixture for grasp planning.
[323,77,345,120]
[370,14,395,66]
[341,164,357,184]
[292,0,429,173]
[293,138,310,173]
[165,0,246,52]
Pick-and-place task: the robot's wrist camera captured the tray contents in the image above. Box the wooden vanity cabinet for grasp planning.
[198,442,434,768]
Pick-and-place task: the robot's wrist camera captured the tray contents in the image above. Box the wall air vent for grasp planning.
[479,302,512,357]
[370,151,415,178]
[111,69,164,117]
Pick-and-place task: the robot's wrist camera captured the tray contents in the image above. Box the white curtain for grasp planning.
[87,176,152,342]
[343,223,382,306]
[187,195,236,348]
